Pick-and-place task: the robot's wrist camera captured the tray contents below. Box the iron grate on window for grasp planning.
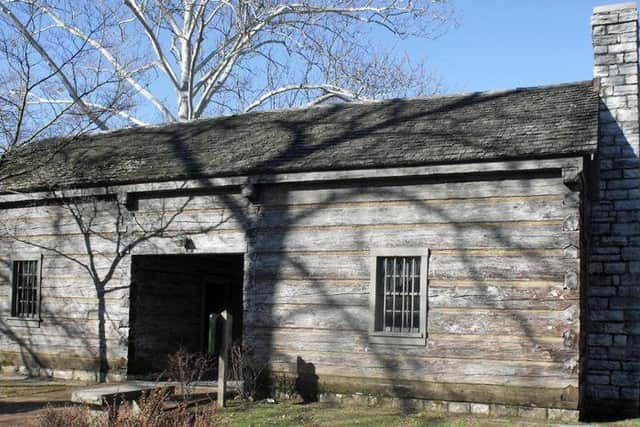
[11,260,39,319]
[375,256,421,334]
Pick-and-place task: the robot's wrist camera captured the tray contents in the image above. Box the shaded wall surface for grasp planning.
[0,199,132,379]
[0,166,583,412]
[586,3,640,418]
[128,254,243,375]
[244,171,582,410]
[0,188,249,380]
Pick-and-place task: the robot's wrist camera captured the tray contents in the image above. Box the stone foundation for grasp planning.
[273,390,579,422]
[1,364,125,382]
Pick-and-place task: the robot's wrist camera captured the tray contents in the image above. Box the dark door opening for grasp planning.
[127,254,244,377]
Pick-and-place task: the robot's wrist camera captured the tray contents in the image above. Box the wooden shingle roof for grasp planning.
[0,80,599,192]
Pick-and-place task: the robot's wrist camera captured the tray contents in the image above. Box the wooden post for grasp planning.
[217,309,232,408]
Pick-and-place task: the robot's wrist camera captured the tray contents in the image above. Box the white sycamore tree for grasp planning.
[0,0,454,151]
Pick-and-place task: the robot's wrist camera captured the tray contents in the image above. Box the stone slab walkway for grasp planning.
[70,382,175,406]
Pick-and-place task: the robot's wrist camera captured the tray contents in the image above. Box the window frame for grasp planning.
[9,255,42,321]
[368,248,429,346]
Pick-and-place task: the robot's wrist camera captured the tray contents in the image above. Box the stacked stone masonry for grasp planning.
[312,393,579,423]
[588,2,640,417]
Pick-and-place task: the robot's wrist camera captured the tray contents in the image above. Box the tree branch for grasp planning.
[124,0,179,88]
[244,83,371,112]
[0,1,110,130]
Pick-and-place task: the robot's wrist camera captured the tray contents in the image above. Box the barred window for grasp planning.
[369,249,428,345]
[11,260,40,319]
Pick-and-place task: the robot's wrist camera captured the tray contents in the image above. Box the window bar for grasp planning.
[402,257,407,332]
[411,258,420,332]
[20,261,25,317]
[29,261,35,318]
[19,261,24,317]
[408,258,413,332]
[33,260,37,318]
[11,262,15,316]
[388,257,393,331]
[11,262,16,317]
[24,261,29,317]
[413,258,420,332]
[24,262,29,318]
[23,261,27,317]
[392,257,397,332]
[409,257,414,332]
[25,261,30,318]
[397,258,401,332]
[381,258,387,331]
[28,261,33,318]
[15,261,19,317]
[32,261,37,318]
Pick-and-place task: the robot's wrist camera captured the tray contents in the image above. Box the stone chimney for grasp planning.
[587,2,640,419]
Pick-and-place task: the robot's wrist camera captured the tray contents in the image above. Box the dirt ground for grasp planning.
[5,376,640,427]
[0,375,88,426]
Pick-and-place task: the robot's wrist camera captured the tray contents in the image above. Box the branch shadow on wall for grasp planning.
[154,89,583,414]
[0,88,590,416]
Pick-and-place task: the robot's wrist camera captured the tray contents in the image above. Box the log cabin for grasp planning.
[0,2,638,421]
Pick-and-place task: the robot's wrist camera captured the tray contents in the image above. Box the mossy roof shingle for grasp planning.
[0,80,599,192]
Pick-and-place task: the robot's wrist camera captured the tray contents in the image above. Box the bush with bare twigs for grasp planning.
[229,343,268,401]
[165,347,216,401]
[36,388,217,427]
[35,405,100,427]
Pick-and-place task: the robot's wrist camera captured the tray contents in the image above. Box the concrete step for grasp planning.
[71,382,175,406]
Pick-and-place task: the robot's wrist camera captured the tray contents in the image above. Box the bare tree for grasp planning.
[0,0,455,143]
[0,0,138,159]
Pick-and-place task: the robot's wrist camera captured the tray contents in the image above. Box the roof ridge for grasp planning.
[0,80,600,193]
[43,79,597,141]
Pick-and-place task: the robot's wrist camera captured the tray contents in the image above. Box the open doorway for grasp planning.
[127,254,244,377]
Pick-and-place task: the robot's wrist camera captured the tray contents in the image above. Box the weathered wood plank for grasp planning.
[253,253,572,281]
[246,328,574,363]
[268,352,577,388]
[0,342,127,358]
[0,228,246,255]
[0,158,576,204]
[287,374,579,409]
[257,197,569,229]
[252,222,576,252]
[259,178,567,206]
[430,307,578,337]
[244,304,577,338]
[0,350,128,371]
[0,202,120,221]
[247,280,369,306]
[1,208,246,236]
[247,280,576,310]
[429,285,577,310]
[135,193,248,211]
[37,300,128,321]
[132,231,246,255]
[3,320,128,342]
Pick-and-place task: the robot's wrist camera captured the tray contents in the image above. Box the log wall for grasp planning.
[0,190,248,380]
[245,173,582,409]
[0,166,583,409]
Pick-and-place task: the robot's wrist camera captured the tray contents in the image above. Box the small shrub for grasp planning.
[165,347,216,401]
[36,389,217,427]
[273,372,297,400]
[36,405,103,427]
[229,343,268,401]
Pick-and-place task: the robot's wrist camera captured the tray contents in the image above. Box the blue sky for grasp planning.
[415,0,629,94]
[135,1,634,120]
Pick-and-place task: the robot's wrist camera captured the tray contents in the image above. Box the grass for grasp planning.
[0,382,71,398]
[9,380,640,426]
[215,400,534,427]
